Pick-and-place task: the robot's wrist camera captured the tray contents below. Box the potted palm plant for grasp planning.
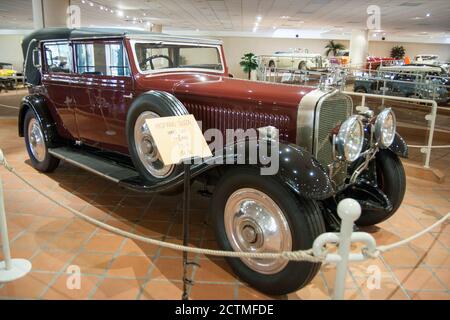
[325,40,346,56]
[390,45,406,59]
[240,53,258,80]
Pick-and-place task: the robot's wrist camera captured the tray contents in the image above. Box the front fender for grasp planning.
[18,94,58,147]
[388,133,408,158]
[120,139,334,200]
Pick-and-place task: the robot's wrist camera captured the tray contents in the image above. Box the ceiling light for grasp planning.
[280,16,289,19]
[426,13,431,17]
[116,10,124,17]
[81,0,86,3]
[256,16,262,22]
[89,2,94,6]
[99,6,104,10]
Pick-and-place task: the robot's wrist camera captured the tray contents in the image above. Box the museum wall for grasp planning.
[0,34,25,71]
[219,36,450,78]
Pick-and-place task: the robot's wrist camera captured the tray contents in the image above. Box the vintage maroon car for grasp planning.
[19,28,408,295]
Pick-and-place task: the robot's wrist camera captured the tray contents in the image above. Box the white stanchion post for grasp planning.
[0,149,32,282]
[333,198,361,300]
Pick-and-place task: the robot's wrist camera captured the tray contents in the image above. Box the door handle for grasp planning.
[123,93,134,99]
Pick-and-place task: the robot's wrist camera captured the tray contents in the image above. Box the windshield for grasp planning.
[134,42,223,73]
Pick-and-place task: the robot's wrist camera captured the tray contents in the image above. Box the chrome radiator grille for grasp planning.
[314,93,353,181]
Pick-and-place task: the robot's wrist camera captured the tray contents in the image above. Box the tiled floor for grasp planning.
[0,117,449,300]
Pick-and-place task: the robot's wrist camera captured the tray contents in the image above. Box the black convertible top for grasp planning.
[21,28,156,85]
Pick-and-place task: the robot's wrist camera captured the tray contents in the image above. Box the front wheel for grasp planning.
[356,150,406,226]
[210,167,325,295]
[23,109,60,172]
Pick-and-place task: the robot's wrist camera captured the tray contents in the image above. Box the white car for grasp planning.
[414,54,439,65]
[259,49,329,71]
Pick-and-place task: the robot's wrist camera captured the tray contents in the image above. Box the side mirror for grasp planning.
[32,48,41,68]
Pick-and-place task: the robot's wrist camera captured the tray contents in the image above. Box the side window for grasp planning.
[44,42,73,74]
[75,42,130,76]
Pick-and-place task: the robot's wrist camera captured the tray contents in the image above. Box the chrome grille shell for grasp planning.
[297,89,353,184]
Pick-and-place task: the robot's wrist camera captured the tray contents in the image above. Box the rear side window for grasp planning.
[75,42,130,76]
[44,42,73,74]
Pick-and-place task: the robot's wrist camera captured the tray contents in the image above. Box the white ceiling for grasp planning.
[0,0,449,43]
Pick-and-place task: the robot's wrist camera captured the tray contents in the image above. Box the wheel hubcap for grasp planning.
[28,118,46,162]
[134,111,174,178]
[224,188,292,274]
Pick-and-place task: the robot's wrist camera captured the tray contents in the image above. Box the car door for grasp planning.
[71,39,133,153]
[41,41,79,141]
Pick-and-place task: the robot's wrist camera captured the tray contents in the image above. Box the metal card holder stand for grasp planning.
[181,160,197,300]
[144,115,212,300]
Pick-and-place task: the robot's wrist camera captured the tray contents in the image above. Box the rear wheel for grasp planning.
[355,86,367,93]
[210,167,325,295]
[356,150,406,226]
[23,109,60,172]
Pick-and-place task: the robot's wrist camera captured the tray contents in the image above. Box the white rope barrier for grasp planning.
[1,149,449,299]
[408,144,450,149]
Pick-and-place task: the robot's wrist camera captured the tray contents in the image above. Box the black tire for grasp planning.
[355,86,367,93]
[23,109,60,172]
[210,167,325,295]
[356,150,406,226]
[126,92,188,184]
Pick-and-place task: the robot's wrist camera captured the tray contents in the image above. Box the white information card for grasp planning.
[146,114,212,166]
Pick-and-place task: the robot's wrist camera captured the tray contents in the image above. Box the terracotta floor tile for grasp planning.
[392,267,446,291]
[408,291,449,300]
[107,255,152,278]
[382,246,422,267]
[193,259,236,283]
[321,265,356,289]
[84,234,124,253]
[71,252,114,275]
[92,278,143,300]
[42,274,100,300]
[190,283,235,300]
[150,257,187,281]
[80,205,114,221]
[64,219,98,234]
[28,217,69,233]
[118,239,159,257]
[432,268,449,289]
[141,280,183,300]
[288,276,330,300]
[414,246,450,266]
[133,221,171,238]
[112,206,145,220]
[45,232,90,252]
[0,247,36,261]
[0,272,55,299]
[96,219,136,235]
[31,250,75,272]
[12,231,56,250]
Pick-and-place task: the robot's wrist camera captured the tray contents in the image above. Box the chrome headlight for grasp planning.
[336,116,364,162]
[375,108,396,148]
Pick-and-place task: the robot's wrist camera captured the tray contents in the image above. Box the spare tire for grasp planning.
[126,91,189,184]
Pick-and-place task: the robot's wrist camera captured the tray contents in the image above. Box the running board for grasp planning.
[47,146,200,194]
[48,146,140,184]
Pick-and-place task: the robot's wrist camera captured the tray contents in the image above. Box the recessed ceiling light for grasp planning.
[426,13,431,17]
[256,16,262,22]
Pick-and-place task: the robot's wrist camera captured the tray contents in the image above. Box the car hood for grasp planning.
[167,73,316,108]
